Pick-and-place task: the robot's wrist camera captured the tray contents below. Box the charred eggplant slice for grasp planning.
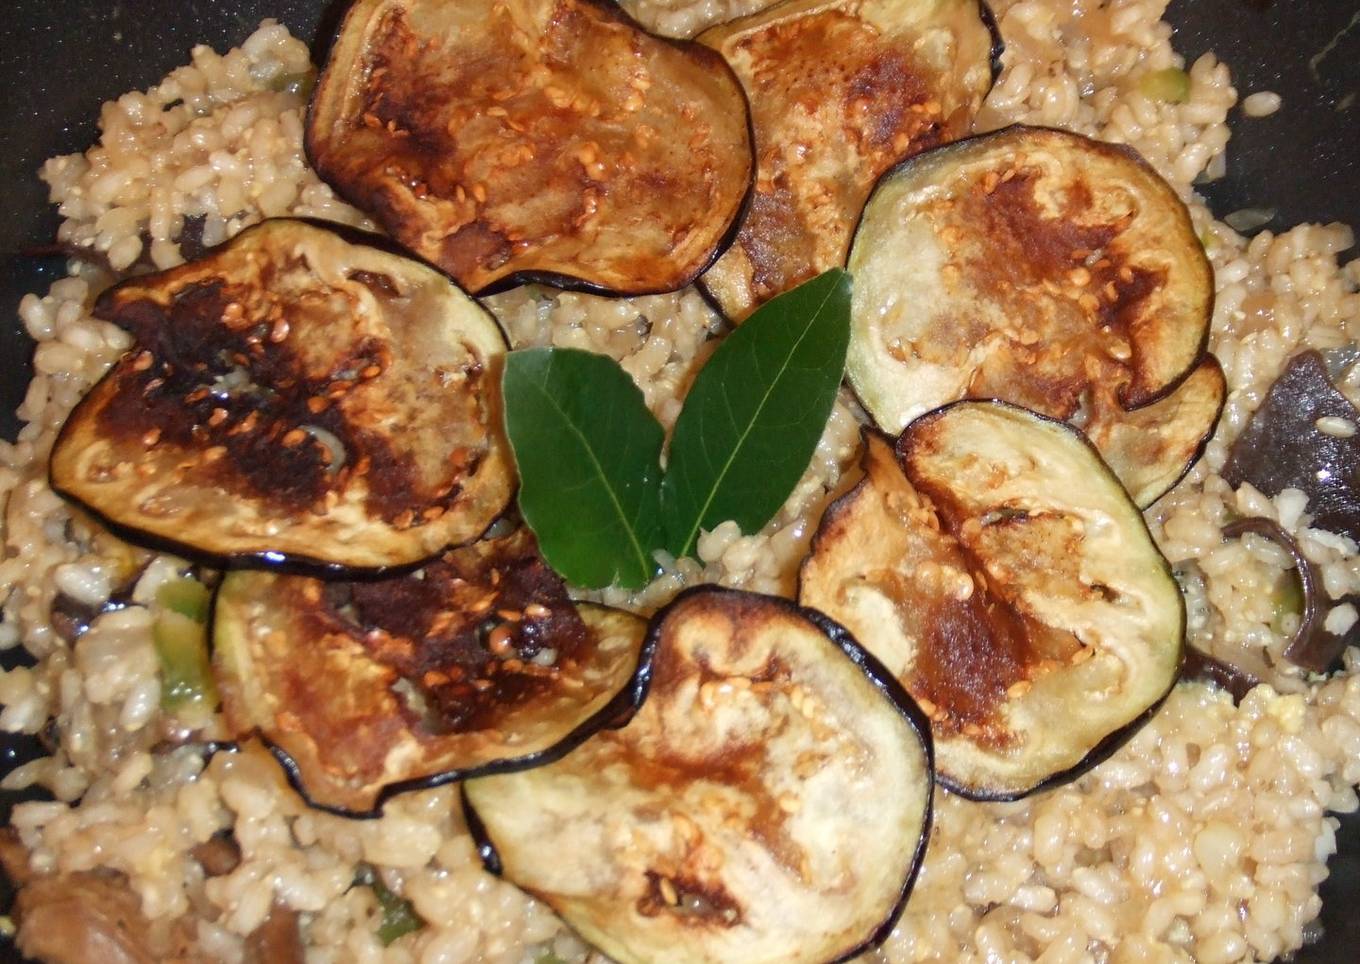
[464,587,933,964]
[846,125,1214,504]
[307,0,754,295]
[213,527,649,816]
[799,403,1183,798]
[49,219,513,571]
[696,0,996,321]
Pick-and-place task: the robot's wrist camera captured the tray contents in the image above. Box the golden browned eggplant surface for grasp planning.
[214,527,650,814]
[800,404,1183,798]
[465,587,934,964]
[847,125,1220,505]
[308,0,754,295]
[697,0,997,320]
[49,219,513,570]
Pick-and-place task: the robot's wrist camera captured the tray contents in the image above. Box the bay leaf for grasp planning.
[502,348,664,589]
[660,269,851,558]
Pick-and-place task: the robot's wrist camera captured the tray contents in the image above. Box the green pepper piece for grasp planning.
[270,70,316,98]
[1139,67,1191,103]
[157,577,211,623]
[1271,573,1305,634]
[153,610,218,714]
[372,876,424,945]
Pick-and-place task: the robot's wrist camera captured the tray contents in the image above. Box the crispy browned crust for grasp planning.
[800,404,1184,797]
[697,0,997,321]
[847,125,1214,452]
[49,219,512,572]
[465,586,934,964]
[214,527,652,816]
[306,0,755,295]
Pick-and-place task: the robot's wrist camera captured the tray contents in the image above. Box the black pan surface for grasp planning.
[0,0,1356,961]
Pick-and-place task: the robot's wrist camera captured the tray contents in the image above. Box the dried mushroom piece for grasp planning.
[846,125,1215,504]
[698,0,998,321]
[307,0,754,295]
[213,527,651,816]
[799,404,1183,798]
[464,587,933,964]
[1223,350,1360,543]
[11,867,209,964]
[1084,354,1225,507]
[50,219,513,572]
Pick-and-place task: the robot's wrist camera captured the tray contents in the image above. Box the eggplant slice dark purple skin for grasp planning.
[1179,646,1261,705]
[1220,516,1349,674]
[212,527,653,818]
[306,0,756,298]
[845,124,1219,507]
[799,403,1185,800]
[47,218,514,575]
[694,0,999,322]
[1224,350,1360,544]
[464,586,934,964]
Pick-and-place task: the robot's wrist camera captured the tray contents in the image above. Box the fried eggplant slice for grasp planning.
[307,0,754,295]
[213,527,649,815]
[846,126,1214,499]
[697,0,997,321]
[50,219,512,572]
[799,404,1183,798]
[1084,354,1225,506]
[464,587,933,964]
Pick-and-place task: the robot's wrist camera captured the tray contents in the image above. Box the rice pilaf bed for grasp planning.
[1,2,1359,962]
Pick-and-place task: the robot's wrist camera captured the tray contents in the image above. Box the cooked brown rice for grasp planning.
[1,1,1359,962]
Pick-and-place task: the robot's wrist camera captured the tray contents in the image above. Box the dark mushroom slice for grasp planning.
[846,125,1214,503]
[212,526,650,816]
[245,904,306,964]
[696,0,997,321]
[464,587,933,964]
[799,403,1184,798]
[10,866,208,964]
[1084,354,1225,506]
[1224,350,1360,543]
[49,219,513,572]
[306,0,754,295]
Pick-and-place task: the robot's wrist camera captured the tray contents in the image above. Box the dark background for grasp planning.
[0,0,1357,960]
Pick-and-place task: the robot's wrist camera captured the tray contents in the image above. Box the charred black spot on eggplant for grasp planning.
[464,587,933,964]
[212,526,650,816]
[799,404,1184,799]
[696,0,996,321]
[49,219,513,572]
[306,0,754,295]
[847,125,1215,506]
[1224,350,1360,543]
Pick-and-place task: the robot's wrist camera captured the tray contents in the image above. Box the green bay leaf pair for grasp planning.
[503,269,852,589]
